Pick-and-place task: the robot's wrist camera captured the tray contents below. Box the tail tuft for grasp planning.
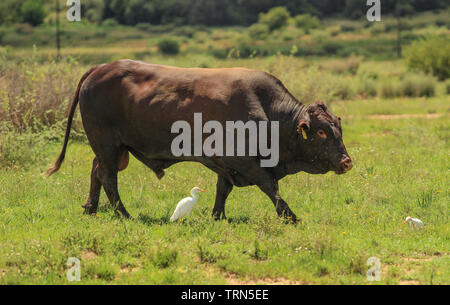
[42,155,64,177]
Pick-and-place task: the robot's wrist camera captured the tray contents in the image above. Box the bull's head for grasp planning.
[296,102,353,175]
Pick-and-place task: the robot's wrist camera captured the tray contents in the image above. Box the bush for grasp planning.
[355,78,377,98]
[333,81,354,100]
[399,73,436,97]
[326,56,361,75]
[379,81,398,98]
[136,23,152,32]
[446,80,450,95]
[20,0,46,26]
[210,48,228,59]
[341,24,356,32]
[328,26,340,37]
[259,7,290,32]
[173,26,196,38]
[369,23,385,36]
[323,41,342,55]
[248,23,270,40]
[101,18,119,27]
[157,39,180,55]
[404,36,450,80]
[294,14,321,33]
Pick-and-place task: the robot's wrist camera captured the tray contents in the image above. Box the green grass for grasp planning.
[0,97,448,284]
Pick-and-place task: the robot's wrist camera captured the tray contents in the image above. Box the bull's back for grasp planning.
[78,60,272,154]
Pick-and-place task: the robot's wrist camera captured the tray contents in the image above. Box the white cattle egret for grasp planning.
[170,187,205,222]
[403,216,424,229]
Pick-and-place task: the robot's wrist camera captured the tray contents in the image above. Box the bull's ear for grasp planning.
[296,111,310,139]
[297,120,310,132]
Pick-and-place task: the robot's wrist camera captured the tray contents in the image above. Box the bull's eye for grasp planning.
[317,129,327,139]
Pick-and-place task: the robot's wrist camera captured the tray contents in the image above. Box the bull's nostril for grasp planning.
[340,157,353,171]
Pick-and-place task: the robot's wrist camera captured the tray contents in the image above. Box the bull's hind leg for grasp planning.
[82,157,101,215]
[88,140,130,218]
[96,158,130,218]
[212,175,233,220]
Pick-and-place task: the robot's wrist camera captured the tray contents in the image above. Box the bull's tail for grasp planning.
[43,66,97,177]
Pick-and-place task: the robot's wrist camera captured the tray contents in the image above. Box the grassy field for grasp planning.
[0,8,449,284]
[0,94,448,284]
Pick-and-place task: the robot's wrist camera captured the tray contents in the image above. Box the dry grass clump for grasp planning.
[0,57,84,132]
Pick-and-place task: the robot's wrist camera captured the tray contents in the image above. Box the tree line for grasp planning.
[0,0,448,27]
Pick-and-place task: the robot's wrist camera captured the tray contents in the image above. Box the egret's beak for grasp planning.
[200,189,206,192]
[402,220,407,225]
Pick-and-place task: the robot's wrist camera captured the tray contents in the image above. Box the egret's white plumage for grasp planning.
[170,187,205,222]
[403,216,423,229]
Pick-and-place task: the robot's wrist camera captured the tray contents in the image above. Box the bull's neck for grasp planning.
[267,86,307,162]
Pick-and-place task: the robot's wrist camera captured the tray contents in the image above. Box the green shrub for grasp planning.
[101,18,119,27]
[136,23,152,32]
[341,24,356,32]
[259,6,290,32]
[323,41,341,55]
[20,0,46,26]
[328,26,340,37]
[369,23,385,36]
[210,48,228,59]
[404,36,450,80]
[356,78,377,98]
[333,81,354,100]
[398,73,436,97]
[157,38,180,55]
[418,77,437,97]
[379,81,398,98]
[86,8,102,24]
[327,56,361,75]
[248,23,270,40]
[14,23,33,35]
[173,26,196,38]
[446,80,450,95]
[294,14,321,33]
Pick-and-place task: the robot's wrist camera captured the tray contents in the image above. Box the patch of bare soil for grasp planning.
[225,273,304,285]
[383,253,446,284]
[399,280,420,285]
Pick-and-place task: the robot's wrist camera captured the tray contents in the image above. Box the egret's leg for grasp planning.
[212,175,233,220]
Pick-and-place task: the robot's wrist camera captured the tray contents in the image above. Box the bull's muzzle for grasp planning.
[337,156,353,174]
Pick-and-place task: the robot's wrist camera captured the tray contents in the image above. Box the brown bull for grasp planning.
[45,59,352,222]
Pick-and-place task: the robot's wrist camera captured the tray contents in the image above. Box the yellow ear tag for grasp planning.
[302,129,307,140]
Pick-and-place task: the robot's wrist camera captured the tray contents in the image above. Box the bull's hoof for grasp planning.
[82,203,97,215]
[155,169,165,180]
[212,210,226,221]
[279,211,299,225]
[115,207,131,219]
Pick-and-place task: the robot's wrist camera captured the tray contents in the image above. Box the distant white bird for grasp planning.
[403,216,424,230]
[170,187,205,222]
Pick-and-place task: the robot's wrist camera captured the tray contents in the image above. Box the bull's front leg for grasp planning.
[212,175,233,220]
[257,179,299,224]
